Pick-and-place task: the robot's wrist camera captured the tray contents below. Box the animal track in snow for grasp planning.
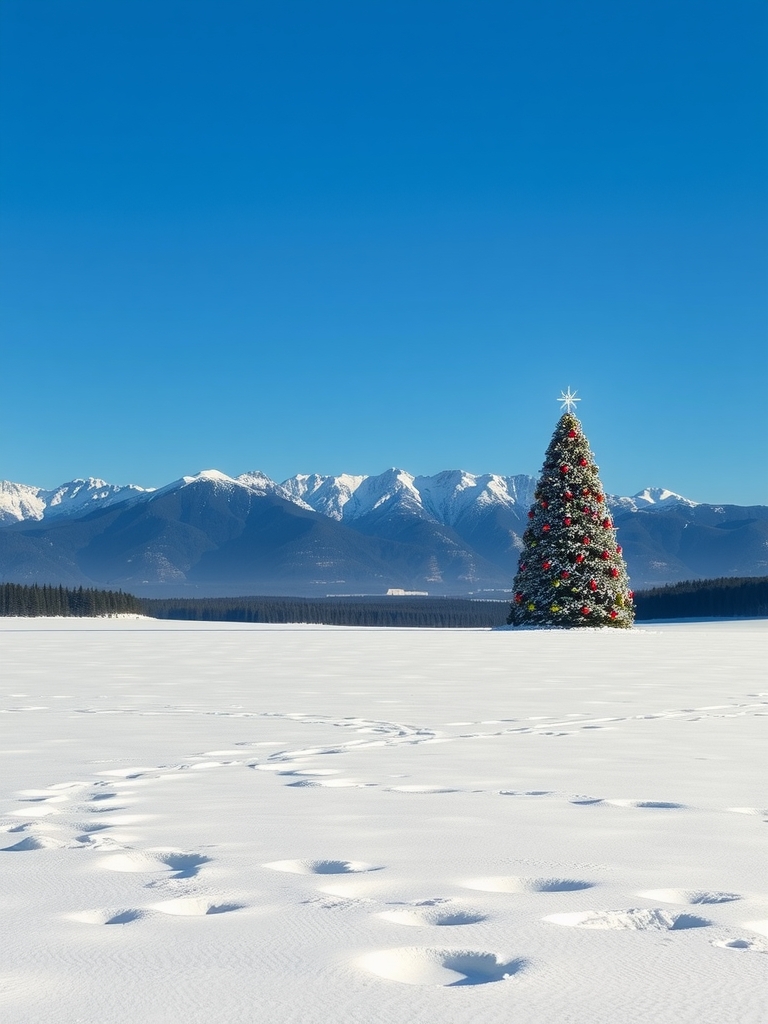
[712,937,768,952]
[286,778,374,789]
[462,876,594,894]
[263,859,382,875]
[82,805,130,814]
[544,909,710,930]
[69,908,147,925]
[149,897,245,916]
[637,889,741,905]
[499,790,552,797]
[387,785,458,794]
[606,800,686,809]
[356,947,526,986]
[73,834,126,850]
[2,834,68,851]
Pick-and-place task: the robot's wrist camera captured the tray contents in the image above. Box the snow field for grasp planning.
[0,619,766,1023]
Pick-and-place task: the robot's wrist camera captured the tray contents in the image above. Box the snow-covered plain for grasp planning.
[1,619,765,1023]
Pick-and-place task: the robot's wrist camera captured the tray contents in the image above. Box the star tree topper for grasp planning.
[558,387,581,413]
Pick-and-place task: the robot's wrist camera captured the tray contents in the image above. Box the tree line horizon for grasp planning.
[1,578,766,624]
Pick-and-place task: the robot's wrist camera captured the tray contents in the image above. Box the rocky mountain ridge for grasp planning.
[0,469,697,527]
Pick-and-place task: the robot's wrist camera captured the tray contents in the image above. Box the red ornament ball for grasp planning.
[542,560,551,570]
[582,536,591,545]
[609,610,618,619]
[514,592,523,603]
[528,510,534,519]
[581,606,590,615]
[602,518,612,529]
[575,554,585,563]
[564,490,574,500]
[609,567,619,578]
[600,550,610,560]
[568,429,577,438]
[616,545,622,554]
[582,488,590,496]
[563,516,572,526]
[560,465,569,474]
[596,493,604,503]
[579,458,588,467]
[589,580,598,591]
[541,500,548,508]
[560,570,570,579]
[520,563,527,571]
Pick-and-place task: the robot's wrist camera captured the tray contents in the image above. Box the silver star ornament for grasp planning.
[557,387,581,413]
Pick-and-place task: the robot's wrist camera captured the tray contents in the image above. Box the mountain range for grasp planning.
[0,470,766,596]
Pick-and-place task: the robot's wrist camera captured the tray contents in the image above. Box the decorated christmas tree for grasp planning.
[507,389,634,628]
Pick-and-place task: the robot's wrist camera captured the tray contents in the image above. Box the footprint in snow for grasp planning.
[149,897,245,916]
[544,909,710,930]
[69,908,147,925]
[606,800,686,809]
[2,835,68,851]
[712,937,768,953]
[637,889,741,905]
[99,850,211,878]
[263,859,382,875]
[462,876,594,894]
[357,947,526,986]
[387,785,459,794]
[377,906,488,927]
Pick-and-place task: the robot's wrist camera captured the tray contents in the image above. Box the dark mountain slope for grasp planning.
[0,477,507,592]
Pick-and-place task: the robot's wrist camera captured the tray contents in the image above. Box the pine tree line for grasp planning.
[634,577,768,620]
[2,578,765,624]
[0,583,143,618]
[144,596,511,628]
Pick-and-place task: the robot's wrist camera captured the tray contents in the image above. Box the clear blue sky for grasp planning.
[1,0,766,504]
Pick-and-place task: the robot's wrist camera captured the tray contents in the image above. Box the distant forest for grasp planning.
[633,576,768,620]
[144,595,508,628]
[0,583,143,617]
[143,577,768,626]
[1,577,766,624]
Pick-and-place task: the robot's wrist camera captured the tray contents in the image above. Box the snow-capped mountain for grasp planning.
[0,478,152,526]
[0,468,764,593]
[608,487,698,513]
[278,473,367,520]
[277,469,539,528]
[237,471,314,509]
[0,469,700,528]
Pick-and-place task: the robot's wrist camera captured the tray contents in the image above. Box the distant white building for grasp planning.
[386,588,429,596]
